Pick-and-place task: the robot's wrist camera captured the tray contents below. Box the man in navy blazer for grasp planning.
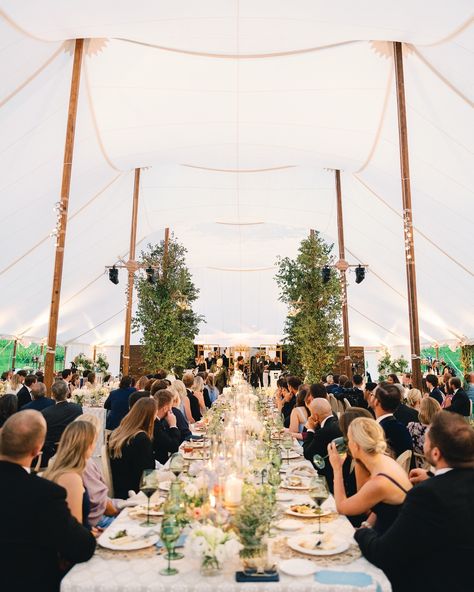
[16,374,37,409]
[370,382,412,458]
[446,377,471,417]
[104,375,136,430]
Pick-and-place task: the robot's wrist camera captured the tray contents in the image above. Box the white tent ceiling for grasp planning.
[0,1,473,350]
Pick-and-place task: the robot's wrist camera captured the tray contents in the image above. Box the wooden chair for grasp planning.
[396,449,413,474]
[101,444,114,497]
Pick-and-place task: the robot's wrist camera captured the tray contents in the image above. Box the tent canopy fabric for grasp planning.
[0,1,473,350]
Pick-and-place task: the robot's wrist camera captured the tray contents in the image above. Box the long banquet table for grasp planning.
[62,495,391,592]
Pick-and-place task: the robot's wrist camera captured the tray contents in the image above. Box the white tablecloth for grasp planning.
[62,501,391,592]
[82,406,106,458]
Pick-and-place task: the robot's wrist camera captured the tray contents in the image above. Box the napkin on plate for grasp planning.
[315,570,380,591]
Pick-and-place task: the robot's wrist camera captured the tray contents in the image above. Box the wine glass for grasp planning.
[281,433,294,465]
[312,437,347,470]
[159,515,181,575]
[169,453,185,478]
[139,469,159,527]
[308,474,329,534]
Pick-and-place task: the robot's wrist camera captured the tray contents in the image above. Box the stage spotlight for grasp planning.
[321,265,331,284]
[109,266,119,285]
[145,267,155,284]
[355,265,366,284]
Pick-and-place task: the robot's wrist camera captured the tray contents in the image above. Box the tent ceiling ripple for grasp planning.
[0,1,473,349]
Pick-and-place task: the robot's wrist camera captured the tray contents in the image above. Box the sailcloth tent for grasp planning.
[0,1,473,370]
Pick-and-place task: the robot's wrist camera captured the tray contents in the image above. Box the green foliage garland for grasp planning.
[132,234,204,372]
[275,232,342,381]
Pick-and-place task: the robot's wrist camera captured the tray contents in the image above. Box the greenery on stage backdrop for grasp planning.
[377,350,410,381]
[0,339,64,373]
[275,232,342,382]
[133,234,204,373]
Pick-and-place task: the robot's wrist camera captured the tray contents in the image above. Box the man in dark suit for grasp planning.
[370,382,412,458]
[0,410,95,592]
[355,412,474,592]
[41,380,82,466]
[303,398,342,492]
[103,375,136,430]
[350,374,366,408]
[22,381,55,412]
[151,388,181,465]
[425,373,444,405]
[446,377,471,416]
[16,374,37,409]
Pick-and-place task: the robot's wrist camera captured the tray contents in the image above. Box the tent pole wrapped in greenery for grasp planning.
[275,232,342,382]
[133,234,204,373]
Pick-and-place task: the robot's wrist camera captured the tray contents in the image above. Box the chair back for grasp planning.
[328,393,339,415]
[396,449,413,474]
[101,443,114,497]
[343,398,352,410]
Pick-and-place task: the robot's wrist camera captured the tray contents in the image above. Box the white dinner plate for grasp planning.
[282,482,310,490]
[280,450,301,459]
[98,528,159,551]
[287,535,349,556]
[128,503,164,517]
[285,506,331,518]
[183,452,206,460]
[275,519,304,531]
[278,558,318,577]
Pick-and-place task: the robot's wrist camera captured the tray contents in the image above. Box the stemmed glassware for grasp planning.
[308,474,329,534]
[281,433,294,465]
[312,436,347,470]
[169,452,185,478]
[159,515,181,576]
[139,469,159,527]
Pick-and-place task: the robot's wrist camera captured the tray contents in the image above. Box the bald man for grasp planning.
[0,410,95,592]
[302,398,342,492]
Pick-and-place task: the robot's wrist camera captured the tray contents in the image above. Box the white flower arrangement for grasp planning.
[186,524,242,571]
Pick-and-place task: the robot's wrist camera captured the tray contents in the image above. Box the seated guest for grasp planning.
[23,381,55,411]
[303,398,342,491]
[393,386,419,426]
[364,382,377,417]
[425,373,444,405]
[169,389,192,443]
[170,379,194,422]
[81,371,96,390]
[16,374,37,409]
[0,411,95,592]
[309,382,328,401]
[333,374,349,400]
[197,372,212,407]
[43,420,97,528]
[329,417,412,534]
[280,376,301,428]
[0,393,18,427]
[150,387,181,464]
[104,375,136,430]
[5,372,22,395]
[337,407,373,527]
[369,383,413,458]
[408,397,441,465]
[129,389,150,408]
[108,397,156,499]
[406,388,422,411]
[275,377,289,410]
[78,414,121,528]
[325,374,338,395]
[386,373,400,384]
[466,371,474,404]
[191,376,207,421]
[444,376,470,417]
[206,374,219,404]
[355,412,474,592]
[350,374,367,408]
[288,386,310,440]
[135,375,149,391]
[183,373,204,422]
[42,380,83,467]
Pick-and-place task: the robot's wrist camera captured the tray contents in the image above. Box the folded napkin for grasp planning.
[235,570,279,583]
[156,534,187,549]
[315,570,380,590]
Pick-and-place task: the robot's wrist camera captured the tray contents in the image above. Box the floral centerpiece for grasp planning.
[186,524,241,575]
[72,386,109,407]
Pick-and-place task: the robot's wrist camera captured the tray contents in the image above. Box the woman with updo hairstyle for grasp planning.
[328,417,412,534]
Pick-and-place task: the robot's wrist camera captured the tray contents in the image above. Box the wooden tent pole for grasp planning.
[44,39,84,391]
[335,170,352,379]
[122,168,141,377]
[163,227,170,279]
[393,41,422,390]
[11,339,18,371]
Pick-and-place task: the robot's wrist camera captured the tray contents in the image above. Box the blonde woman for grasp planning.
[6,373,22,395]
[408,398,441,464]
[189,376,207,421]
[328,417,412,534]
[43,420,97,528]
[170,379,193,420]
[108,397,157,499]
[406,388,422,411]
